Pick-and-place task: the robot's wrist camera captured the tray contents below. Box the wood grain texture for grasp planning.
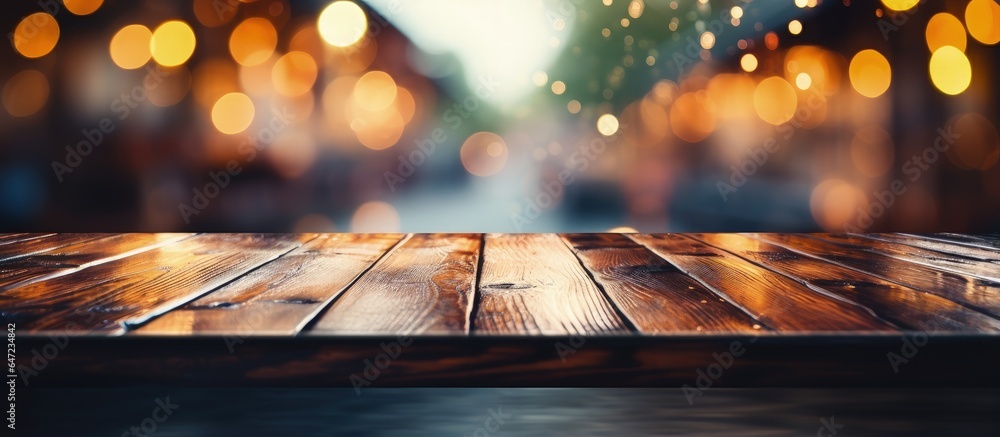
[562,233,762,333]
[756,233,1000,318]
[912,233,1000,251]
[0,234,109,263]
[694,233,1000,332]
[0,233,54,246]
[1,233,311,334]
[309,234,480,335]
[629,234,898,331]
[0,233,193,291]
[814,233,1000,283]
[136,234,403,335]
[474,234,628,335]
[865,233,1000,262]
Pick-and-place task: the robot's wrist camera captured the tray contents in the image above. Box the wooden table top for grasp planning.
[4,232,999,387]
[3,232,1000,336]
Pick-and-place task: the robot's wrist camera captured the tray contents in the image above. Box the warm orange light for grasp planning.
[63,0,103,15]
[13,13,60,59]
[193,58,240,109]
[151,21,196,67]
[353,71,397,111]
[211,93,255,134]
[966,0,1000,45]
[929,46,971,95]
[849,49,891,98]
[754,77,797,125]
[925,13,967,52]
[230,18,277,67]
[109,25,152,70]
[670,92,715,142]
[272,52,318,97]
[881,0,919,12]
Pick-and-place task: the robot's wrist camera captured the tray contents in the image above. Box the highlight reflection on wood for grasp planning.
[5,233,1000,387]
[2,233,999,336]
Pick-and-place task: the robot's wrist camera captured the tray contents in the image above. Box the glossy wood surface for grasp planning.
[3,233,999,336]
[4,232,999,388]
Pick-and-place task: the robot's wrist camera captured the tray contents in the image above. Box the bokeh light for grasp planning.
[597,114,620,136]
[353,111,405,150]
[350,201,400,232]
[551,80,567,95]
[150,20,196,67]
[929,46,971,95]
[740,54,758,72]
[272,51,318,96]
[63,0,103,16]
[394,87,416,123]
[109,25,152,70]
[880,0,919,12]
[965,0,1000,45]
[211,92,255,134]
[318,1,368,47]
[193,59,240,109]
[2,70,50,117]
[754,77,797,125]
[706,74,755,120]
[849,49,891,98]
[925,13,966,52]
[810,179,867,231]
[795,72,812,90]
[13,13,60,59]
[239,56,278,96]
[460,132,509,177]
[230,18,278,67]
[353,71,397,111]
[788,20,803,35]
[670,92,715,142]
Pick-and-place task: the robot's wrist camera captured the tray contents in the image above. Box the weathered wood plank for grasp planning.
[562,234,762,333]
[309,234,480,335]
[912,233,1000,251]
[756,233,1000,318]
[1,233,312,334]
[814,233,1000,283]
[137,234,404,335]
[864,233,1000,262]
[694,233,1000,332]
[474,234,629,335]
[629,234,897,331]
[0,234,110,263]
[0,233,193,291]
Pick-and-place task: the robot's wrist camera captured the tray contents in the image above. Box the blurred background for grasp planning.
[1,0,998,233]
